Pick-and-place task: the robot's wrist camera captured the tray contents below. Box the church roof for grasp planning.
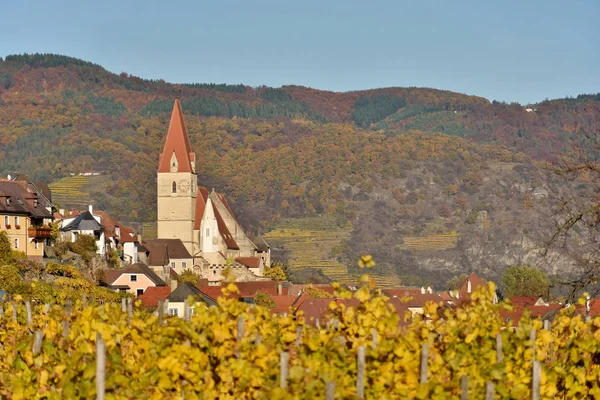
[157,99,195,173]
[213,204,239,250]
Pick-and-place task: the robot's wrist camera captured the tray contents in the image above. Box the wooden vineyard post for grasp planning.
[121,298,126,313]
[280,351,289,389]
[32,330,43,355]
[496,333,503,364]
[325,381,336,400]
[96,333,106,400]
[66,300,72,318]
[532,361,541,400]
[25,301,32,326]
[485,382,495,400]
[295,325,303,347]
[184,301,191,322]
[127,298,132,325]
[460,375,468,400]
[357,345,366,399]
[237,316,244,341]
[420,344,429,384]
[158,299,164,325]
[530,329,536,361]
[543,320,550,330]
[82,293,87,308]
[254,334,262,346]
[62,320,70,339]
[12,304,17,322]
[372,328,378,349]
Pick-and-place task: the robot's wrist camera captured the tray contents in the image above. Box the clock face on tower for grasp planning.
[178,179,190,194]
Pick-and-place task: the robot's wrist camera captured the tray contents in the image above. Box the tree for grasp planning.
[254,291,275,308]
[263,266,286,281]
[501,266,549,298]
[0,231,11,264]
[178,270,200,285]
[546,123,600,300]
[304,285,333,299]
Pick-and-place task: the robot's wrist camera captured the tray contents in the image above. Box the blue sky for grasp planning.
[1,0,598,104]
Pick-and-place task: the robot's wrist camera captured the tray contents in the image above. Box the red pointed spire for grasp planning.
[157,99,195,173]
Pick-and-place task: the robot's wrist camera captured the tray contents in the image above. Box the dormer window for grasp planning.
[33,199,38,207]
[6,198,10,206]
[170,152,178,172]
[172,181,177,193]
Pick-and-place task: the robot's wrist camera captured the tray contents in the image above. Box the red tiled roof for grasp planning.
[288,284,334,297]
[439,291,455,301]
[235,257,261,269]
[404,293,445,308]
[139,286,171,308]
[236,281,289,297]
[198,286,238,303]
[101,263,167,286]
[157,99,195,173]
[510,296,541,307]
[384,287,422,298]
[458,272,487,301]
[271,295,298,313]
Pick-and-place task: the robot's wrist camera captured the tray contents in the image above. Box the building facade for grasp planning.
[156,100,270,283]
[0,180,53,260]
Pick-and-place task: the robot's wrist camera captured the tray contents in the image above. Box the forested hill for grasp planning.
[1,53,599,287]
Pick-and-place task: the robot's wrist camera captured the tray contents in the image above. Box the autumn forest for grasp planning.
[1,53,599,291]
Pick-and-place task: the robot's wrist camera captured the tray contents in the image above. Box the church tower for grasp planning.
[157,99,197,256]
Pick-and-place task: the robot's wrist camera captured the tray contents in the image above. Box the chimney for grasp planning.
[88,204,93,214]
[171,279,178,293]
[277,282,283,296]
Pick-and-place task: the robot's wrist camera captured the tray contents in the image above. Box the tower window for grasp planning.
[172,181,177,193]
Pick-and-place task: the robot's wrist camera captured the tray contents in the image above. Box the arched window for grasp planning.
[172,181,177,193]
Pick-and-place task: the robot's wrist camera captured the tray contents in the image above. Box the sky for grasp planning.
[1,0,599,104]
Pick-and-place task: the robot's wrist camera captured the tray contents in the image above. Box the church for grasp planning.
[156,99,270,282]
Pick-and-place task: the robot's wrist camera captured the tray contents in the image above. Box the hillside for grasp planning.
[1,53,599,288]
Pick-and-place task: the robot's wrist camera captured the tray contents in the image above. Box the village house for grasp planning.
[0,179,53,260]
[155,99,271,283]
[140,238,193,278]
[102,263,167,297]
[166,281,207,317]
[57,206,140,265]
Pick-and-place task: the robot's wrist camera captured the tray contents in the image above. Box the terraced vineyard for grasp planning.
[265,217,354,284]
[401,231,458,251]
[49,176,91,208]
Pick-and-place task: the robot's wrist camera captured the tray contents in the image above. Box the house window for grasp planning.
[34,240,38,250]
[182,262,187,269]
[168,308,178,316]
[130,275,137,282]
[172,181,177,193]
[206,228,210,236]
[14,239,19,249]
[4,216,8,226]
[136,289,144,297]
[171,262,176,268]
[14,216,19,226]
